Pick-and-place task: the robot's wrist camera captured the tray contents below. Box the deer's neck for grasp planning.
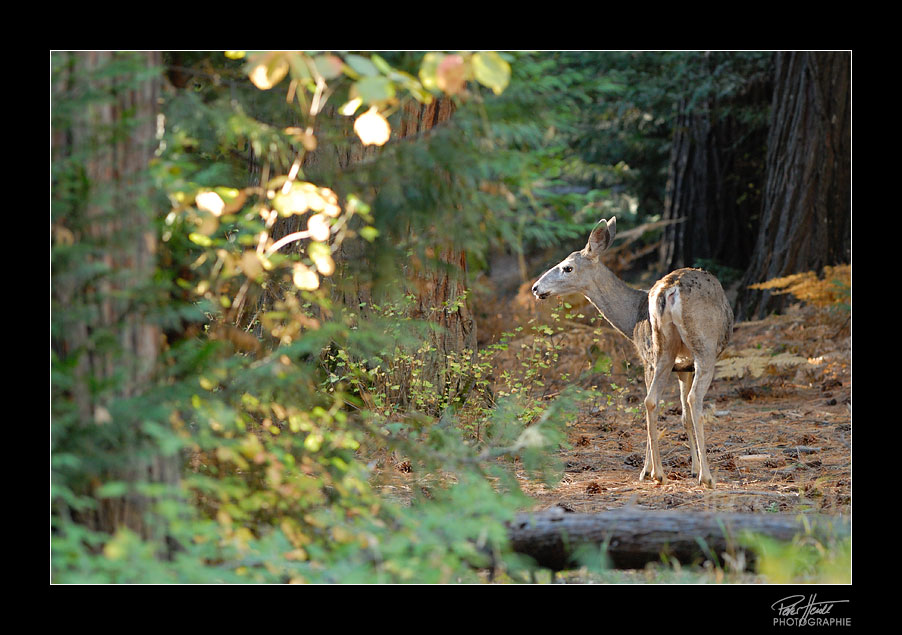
[582,267,648,340]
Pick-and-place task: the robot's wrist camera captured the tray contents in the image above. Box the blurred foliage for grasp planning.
[743,531,851,584]
[51,50,586,583]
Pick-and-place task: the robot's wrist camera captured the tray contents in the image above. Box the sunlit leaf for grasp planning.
[472,51,510,95]
[419,52,445,92]
[346,194,371,216]
[339,96,363,116]
[248,52,290,90]
[307,213,331,241]
[359,226,379,242]
[304,432,323,452]
[353,107,391,146]
[292,263,320,290]
[224,51,246,60]
[273,182,335,217]
[195,190,225,217]
[370,54,394,75]
[216,187,247,213]
[308,241,335,275]
[189,232,213,247]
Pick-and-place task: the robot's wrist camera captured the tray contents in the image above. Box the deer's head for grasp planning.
[532,217,617,300]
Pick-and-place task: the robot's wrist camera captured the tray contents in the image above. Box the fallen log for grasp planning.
[508,508,849,571]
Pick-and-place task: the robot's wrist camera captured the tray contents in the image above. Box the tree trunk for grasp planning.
[51,52,177,541]
[734,52,851,320]
[384,98,477,413]
[271,95,476,414]
[508,509,849,571]
[660,54,773,277]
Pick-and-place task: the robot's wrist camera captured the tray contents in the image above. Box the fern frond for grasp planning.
[749,265,850,308]
[715,347,807,380]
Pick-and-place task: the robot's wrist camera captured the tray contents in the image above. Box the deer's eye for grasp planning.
[562,266,573,273]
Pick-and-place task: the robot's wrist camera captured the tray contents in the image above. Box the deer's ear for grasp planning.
[586,217,616,258]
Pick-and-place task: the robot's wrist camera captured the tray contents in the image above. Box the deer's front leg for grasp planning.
[639,442,654,481]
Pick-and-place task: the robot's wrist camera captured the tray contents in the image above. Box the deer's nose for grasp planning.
[531,284,539,294]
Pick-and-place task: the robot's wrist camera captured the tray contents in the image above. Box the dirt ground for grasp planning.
[506,296,852,519]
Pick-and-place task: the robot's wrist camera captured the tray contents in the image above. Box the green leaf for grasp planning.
[314,53,344,80]
[307,241,331,260]
[345,54,380,77]
[472,52,511,95]
[354,76,395,104]
[370,54,394,75]
[188,232,213,247]
[359,226,379,242]
[287,53,312,81]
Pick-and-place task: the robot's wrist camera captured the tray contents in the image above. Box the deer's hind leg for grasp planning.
[686,360,717,488]
[677,371,699,477]
[639,351,677,484]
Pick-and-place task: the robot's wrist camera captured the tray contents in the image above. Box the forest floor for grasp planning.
[515,304,852,519]
[480,275,853,520]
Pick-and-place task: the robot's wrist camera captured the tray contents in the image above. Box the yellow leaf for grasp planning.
[248,53,289,90]
[472,51,511,95]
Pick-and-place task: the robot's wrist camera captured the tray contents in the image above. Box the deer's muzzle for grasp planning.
[532,284,550,300]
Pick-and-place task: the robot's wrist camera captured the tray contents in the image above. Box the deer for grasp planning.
[532,217,733,489]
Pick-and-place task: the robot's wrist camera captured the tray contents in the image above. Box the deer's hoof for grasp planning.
[639,467,666,484]
[699,472,716,489]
